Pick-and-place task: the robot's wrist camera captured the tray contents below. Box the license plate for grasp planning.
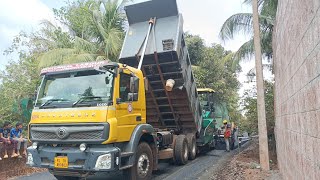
[54,156,68,169]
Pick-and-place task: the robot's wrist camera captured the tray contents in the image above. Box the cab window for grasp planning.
[119,73,139,102]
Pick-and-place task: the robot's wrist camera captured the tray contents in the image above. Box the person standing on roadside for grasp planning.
[11,122,28,158]
[222,120,231,152]
[0,121,18,158]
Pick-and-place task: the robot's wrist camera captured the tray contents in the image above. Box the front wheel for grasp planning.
[124,142,154,180]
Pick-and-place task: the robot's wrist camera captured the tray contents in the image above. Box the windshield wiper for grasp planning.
[40,99,69,109]
[72,96,105,107]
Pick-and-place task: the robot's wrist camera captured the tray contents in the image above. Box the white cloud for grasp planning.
[0,0,54,67]
[177,0,251,51]
[0,0,53,25]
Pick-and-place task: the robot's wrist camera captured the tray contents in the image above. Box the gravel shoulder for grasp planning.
[199,139,282,180]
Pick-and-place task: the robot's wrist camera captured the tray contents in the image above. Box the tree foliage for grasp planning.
[186,34,242,121]
[241,80,274,135]
[0,0,127,124]
[219,0,277,64]
[34,0,127,67]
[0,56,40,123]
[185,33,205,66]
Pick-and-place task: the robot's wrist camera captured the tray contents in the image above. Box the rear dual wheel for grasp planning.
[186,134,197,160]
[174,135,189,165]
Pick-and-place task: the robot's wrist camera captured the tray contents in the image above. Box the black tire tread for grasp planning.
[174,135,188,165]
[124,142,153,180]
[186,133,196,160]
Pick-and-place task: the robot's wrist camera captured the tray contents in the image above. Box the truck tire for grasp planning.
[124,142,153,180]
[186,134,197,160]
[174,135,189,165]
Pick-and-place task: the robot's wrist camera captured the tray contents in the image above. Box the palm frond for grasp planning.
[38,48,79,68]
[246,63,273,80]
[232,38,254,65]
[96,56,107,61]
[74,37,98,53]
[219,13,254,41]
[63,53,97,64]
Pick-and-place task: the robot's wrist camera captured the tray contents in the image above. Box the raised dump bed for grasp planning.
[119,0,202,133]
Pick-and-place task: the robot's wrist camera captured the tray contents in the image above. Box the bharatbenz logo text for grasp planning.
[56,127,68,139]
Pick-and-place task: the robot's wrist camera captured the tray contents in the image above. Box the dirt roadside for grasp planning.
[0,157,46,180]
[198,139,282,180]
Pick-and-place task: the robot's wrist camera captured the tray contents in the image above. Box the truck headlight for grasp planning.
[79,143,87,152]
[95,153,112,170]
[32,142,38,149]
[27,153,34,165]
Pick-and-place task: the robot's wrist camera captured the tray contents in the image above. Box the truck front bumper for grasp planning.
[27,144,120,172]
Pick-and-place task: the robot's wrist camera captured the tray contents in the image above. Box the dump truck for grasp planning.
[26,0,216,179]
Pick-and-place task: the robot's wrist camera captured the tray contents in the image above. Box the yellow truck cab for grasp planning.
[28,61,158,178]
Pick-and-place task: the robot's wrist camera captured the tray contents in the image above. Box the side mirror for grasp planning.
[130,77,139,93]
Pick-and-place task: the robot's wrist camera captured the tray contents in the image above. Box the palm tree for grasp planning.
[35,0,127,68]
[219,0,278,64]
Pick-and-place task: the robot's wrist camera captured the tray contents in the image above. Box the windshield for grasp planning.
[35,69,114,108]
[198,92,214,107]
[198,92,209,102]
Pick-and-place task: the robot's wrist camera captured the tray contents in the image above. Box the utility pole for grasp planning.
[252,0,270,171]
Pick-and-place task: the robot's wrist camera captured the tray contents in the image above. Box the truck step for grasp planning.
[120,152,134,157]
[119,164,133,170]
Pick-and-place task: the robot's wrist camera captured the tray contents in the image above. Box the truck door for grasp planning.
[115,72,142,141]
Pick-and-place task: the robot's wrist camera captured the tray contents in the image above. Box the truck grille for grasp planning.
[30,123,109,143]
[32,131,57,140]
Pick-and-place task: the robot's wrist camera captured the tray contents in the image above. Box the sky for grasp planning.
[0,0,258,97]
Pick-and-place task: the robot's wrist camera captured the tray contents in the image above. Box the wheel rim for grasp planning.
[184,143,188,160]
[137,153,150,177]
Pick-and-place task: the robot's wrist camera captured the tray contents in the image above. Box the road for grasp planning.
[13,148,238,180]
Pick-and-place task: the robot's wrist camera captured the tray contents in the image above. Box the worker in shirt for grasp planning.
[0,121,18,158]
[222,120,231,152]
